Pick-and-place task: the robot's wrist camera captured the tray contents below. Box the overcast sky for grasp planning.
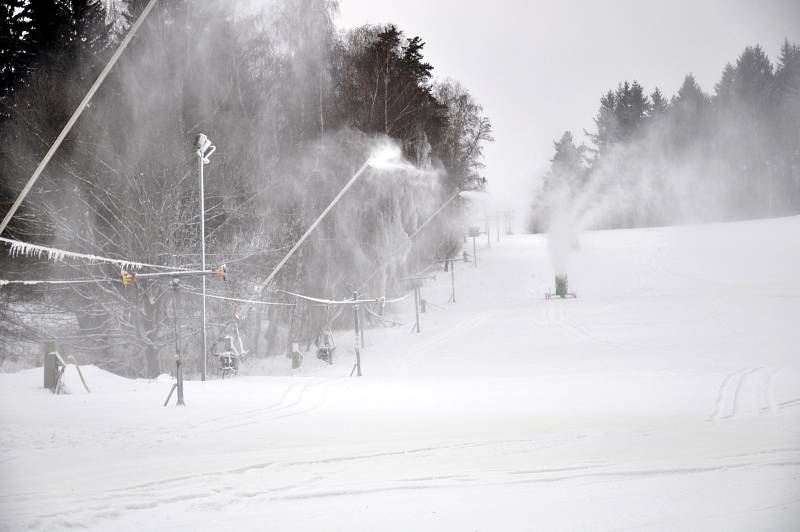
[337,0,800,216]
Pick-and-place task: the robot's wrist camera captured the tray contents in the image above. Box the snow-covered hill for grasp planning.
[2,217,799,531]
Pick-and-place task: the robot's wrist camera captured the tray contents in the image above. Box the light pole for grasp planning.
[194,133,216,381]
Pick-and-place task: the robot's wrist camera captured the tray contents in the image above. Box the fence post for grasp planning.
[43,341,58,392]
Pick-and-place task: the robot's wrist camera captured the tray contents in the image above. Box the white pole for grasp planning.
[198,151,208,381]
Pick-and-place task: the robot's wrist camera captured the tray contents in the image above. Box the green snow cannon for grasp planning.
[546,275,577,299]
[555,275,568,297]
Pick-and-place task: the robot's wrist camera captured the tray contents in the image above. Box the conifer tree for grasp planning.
[649,87,668,117]
[588,90,618,154]
[0,0,32,105]
[669,74,709,153]
[714,63,736,104]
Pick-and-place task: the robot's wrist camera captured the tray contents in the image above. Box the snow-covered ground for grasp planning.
[2,217,800,531]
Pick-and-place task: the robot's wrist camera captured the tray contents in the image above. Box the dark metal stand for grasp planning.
[164,278,186,406]
[412,286,421,333]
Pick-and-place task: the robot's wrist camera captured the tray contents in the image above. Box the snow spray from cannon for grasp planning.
[234,142,406,322]
[544,188,579,300]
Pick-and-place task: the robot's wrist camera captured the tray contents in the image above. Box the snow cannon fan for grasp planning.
[545,275,577,300]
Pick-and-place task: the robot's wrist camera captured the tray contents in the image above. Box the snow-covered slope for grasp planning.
[2,217,799,531]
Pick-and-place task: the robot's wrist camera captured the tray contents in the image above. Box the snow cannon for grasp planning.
[545,275,577,300]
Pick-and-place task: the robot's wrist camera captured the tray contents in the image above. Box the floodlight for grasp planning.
[193,133,208,153]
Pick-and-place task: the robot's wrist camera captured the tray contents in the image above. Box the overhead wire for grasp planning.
[0,237,190,271]
[182,290,295,307]
[278,289,412,306]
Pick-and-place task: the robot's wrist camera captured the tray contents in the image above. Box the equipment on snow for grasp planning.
[315,329,336,364]
[545,275,577,300]
[214,320,248,379]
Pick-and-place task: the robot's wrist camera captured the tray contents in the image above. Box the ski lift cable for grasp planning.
[278,289,412,306]
[0,237,190,271]
[183,290,295,307]
[0,0,160,237]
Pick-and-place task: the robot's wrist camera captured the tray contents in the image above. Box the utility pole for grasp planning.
[485,217,491,248]
[496,212,501,242]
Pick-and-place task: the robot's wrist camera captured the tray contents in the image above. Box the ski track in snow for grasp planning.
[18,451,800,531]
[192,378,333,432]
[16,436,800,531]
[708,366,784,421]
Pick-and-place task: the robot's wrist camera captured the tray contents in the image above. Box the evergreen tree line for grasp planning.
[0,0,492,376]
[530,41,800,233]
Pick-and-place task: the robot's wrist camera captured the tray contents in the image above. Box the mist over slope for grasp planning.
[0,0,493,376]
[529,41,800,247]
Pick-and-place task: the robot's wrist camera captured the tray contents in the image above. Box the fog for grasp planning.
[0,0,484,375]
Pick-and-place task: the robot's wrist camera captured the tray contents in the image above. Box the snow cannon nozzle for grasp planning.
[194,133,209,153]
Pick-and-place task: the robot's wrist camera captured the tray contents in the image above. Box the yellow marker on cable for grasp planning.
[120,270,135,286]
[212,264,226,280]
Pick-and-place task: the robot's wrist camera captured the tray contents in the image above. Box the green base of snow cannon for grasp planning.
[545,275,577,300]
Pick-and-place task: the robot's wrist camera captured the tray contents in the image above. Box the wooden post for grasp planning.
[291,342,302,369]
[43,340,58,392]
[353,291,362,376]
